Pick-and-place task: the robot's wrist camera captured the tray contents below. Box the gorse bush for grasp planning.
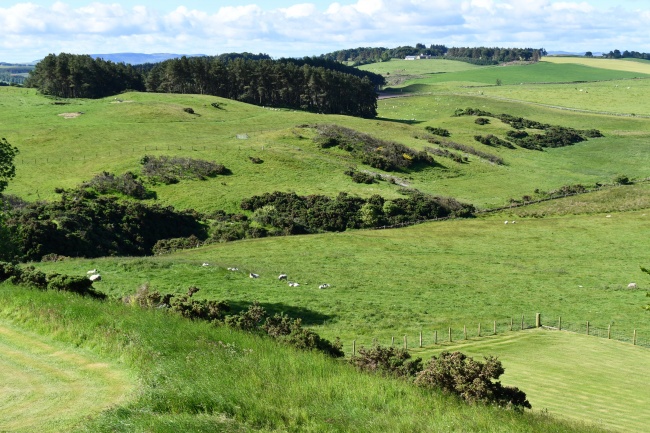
[344,168,378,184]
[309,124,435,172]
[140,155,230,184]
[415,351,531,410]
[350,344,423,378]
[3,189,206,261]
[424,126,451,137]
[80,171,154,199]
[474,134,516,149]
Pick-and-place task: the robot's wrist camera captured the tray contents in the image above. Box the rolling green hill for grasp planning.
[1,57,649,432]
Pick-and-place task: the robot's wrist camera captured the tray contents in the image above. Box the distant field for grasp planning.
[544,56,650,74]
[416,329,650,433]
[359,58,480,75]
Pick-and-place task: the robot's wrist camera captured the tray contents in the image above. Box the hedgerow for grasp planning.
[79,171,155,199]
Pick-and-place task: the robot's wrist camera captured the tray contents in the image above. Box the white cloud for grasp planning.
[1,0,649,62]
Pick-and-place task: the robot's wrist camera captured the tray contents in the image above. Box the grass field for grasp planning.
[0,321,133,433]
[544,56,650,74]
[415,329,650,433]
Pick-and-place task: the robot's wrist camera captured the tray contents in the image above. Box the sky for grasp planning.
[1,0,649,63]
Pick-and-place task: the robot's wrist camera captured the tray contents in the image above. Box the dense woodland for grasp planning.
[25,53,381,118]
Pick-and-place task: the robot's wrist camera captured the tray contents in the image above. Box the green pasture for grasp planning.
[0,320,133,433]
[359,59,481,76]
[0,285,605,433]
[3,85,650,211]
[415,329,650,433]
[32,201,650,346]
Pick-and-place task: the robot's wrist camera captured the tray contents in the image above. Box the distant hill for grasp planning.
[547,51,604,57]
[90,53,206,65]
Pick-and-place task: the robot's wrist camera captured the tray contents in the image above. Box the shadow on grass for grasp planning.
[227,300,334,326]
[375,117,425,125]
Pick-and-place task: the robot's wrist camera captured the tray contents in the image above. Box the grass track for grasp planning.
[415,329,650,433]
[0,321,134,433]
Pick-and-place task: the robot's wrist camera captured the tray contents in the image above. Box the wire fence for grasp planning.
[347,313,648,357]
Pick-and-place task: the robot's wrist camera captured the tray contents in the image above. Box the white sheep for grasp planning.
[319,284,330,289]
[89,274,101,282]
[202,263,210,267]
[249,273,259,279]
[278,274,288,280]
[288,282,300,287]
[87,269,98,275]
[628,283,638,289]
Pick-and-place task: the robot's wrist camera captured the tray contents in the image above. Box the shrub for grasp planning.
[614,174,631,185]
[152,235,202,255]
[248,156,263,164]
[344,168,377,184]
[474,134,516,149]
[225,302,267,331]
[350,344,423,378]
[141,155,230,184]
[183,107,195,114]
[80,171,153,199]
[474,117,490,125]
[424,126,450,137]
[415,351,531,410]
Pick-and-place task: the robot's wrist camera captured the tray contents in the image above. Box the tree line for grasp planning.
[598,49,650,60]
[25,53,381,118]
[320,44,448,65]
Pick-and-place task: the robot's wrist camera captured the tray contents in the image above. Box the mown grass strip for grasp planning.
[0,321,134,433]
[415,329,650,433]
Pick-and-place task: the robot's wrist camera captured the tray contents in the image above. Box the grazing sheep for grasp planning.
[606,215,612,218]
[278,274,288,280]
[249,273,260,279]
[511,221,516,224]
[319,284,330,289]
[87,269,98,274]
[628,283,638,289]
[288,282,300,287]
[202,263,210,267]
[89,274,101,282]
[504,221,508,224]
[228,267,239,271]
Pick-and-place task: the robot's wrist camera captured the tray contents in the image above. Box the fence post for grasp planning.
[352,340,356,356]
[633,330,637,345]
[434,330,438,345]
[535,313,541,328]
[493,321,497,335]
[464,325,467,340]
[448,327,452,342]
[391,336,394,346]
[521,315,524,330]
[404,335,407,350]
[478,323,481,337]
[510,318,513,331]
[587,321,590,336]
[559,316,561,331]
[419,331,423,348]
[608,325,611,339]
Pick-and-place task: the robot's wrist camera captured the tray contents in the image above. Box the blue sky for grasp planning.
[1,0,649,62]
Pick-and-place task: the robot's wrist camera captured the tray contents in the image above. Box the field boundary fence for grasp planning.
[347,312,648,357]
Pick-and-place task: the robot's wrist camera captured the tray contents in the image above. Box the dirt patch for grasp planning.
[58,112,83,119]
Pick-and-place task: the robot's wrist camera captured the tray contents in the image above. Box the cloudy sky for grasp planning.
[1,0,649,62]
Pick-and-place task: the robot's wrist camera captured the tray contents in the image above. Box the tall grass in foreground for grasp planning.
[0,284,606,433]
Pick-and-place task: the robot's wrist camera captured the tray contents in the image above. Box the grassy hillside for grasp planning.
[0,284,606,433]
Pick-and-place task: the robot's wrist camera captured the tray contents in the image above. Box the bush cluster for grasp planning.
[141,155,230,184]
[79,171,154,199]
[474,117,490,125]
[454,107,603,151]
[474,134,516,149]
[0,262,105,298]
[350,344,530,410]
[3,189,206,261]
[344,168,378,184]
[152,234,203,255]
[226,303,344,357]
[241,191,474,235]
[424,126,450,137]
[309,124,434,172]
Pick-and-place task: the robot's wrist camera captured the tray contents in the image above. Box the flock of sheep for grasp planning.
[206,264,330,289]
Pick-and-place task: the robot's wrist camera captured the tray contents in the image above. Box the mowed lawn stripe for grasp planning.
[416,329,650,433]
[0,322,134,433]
